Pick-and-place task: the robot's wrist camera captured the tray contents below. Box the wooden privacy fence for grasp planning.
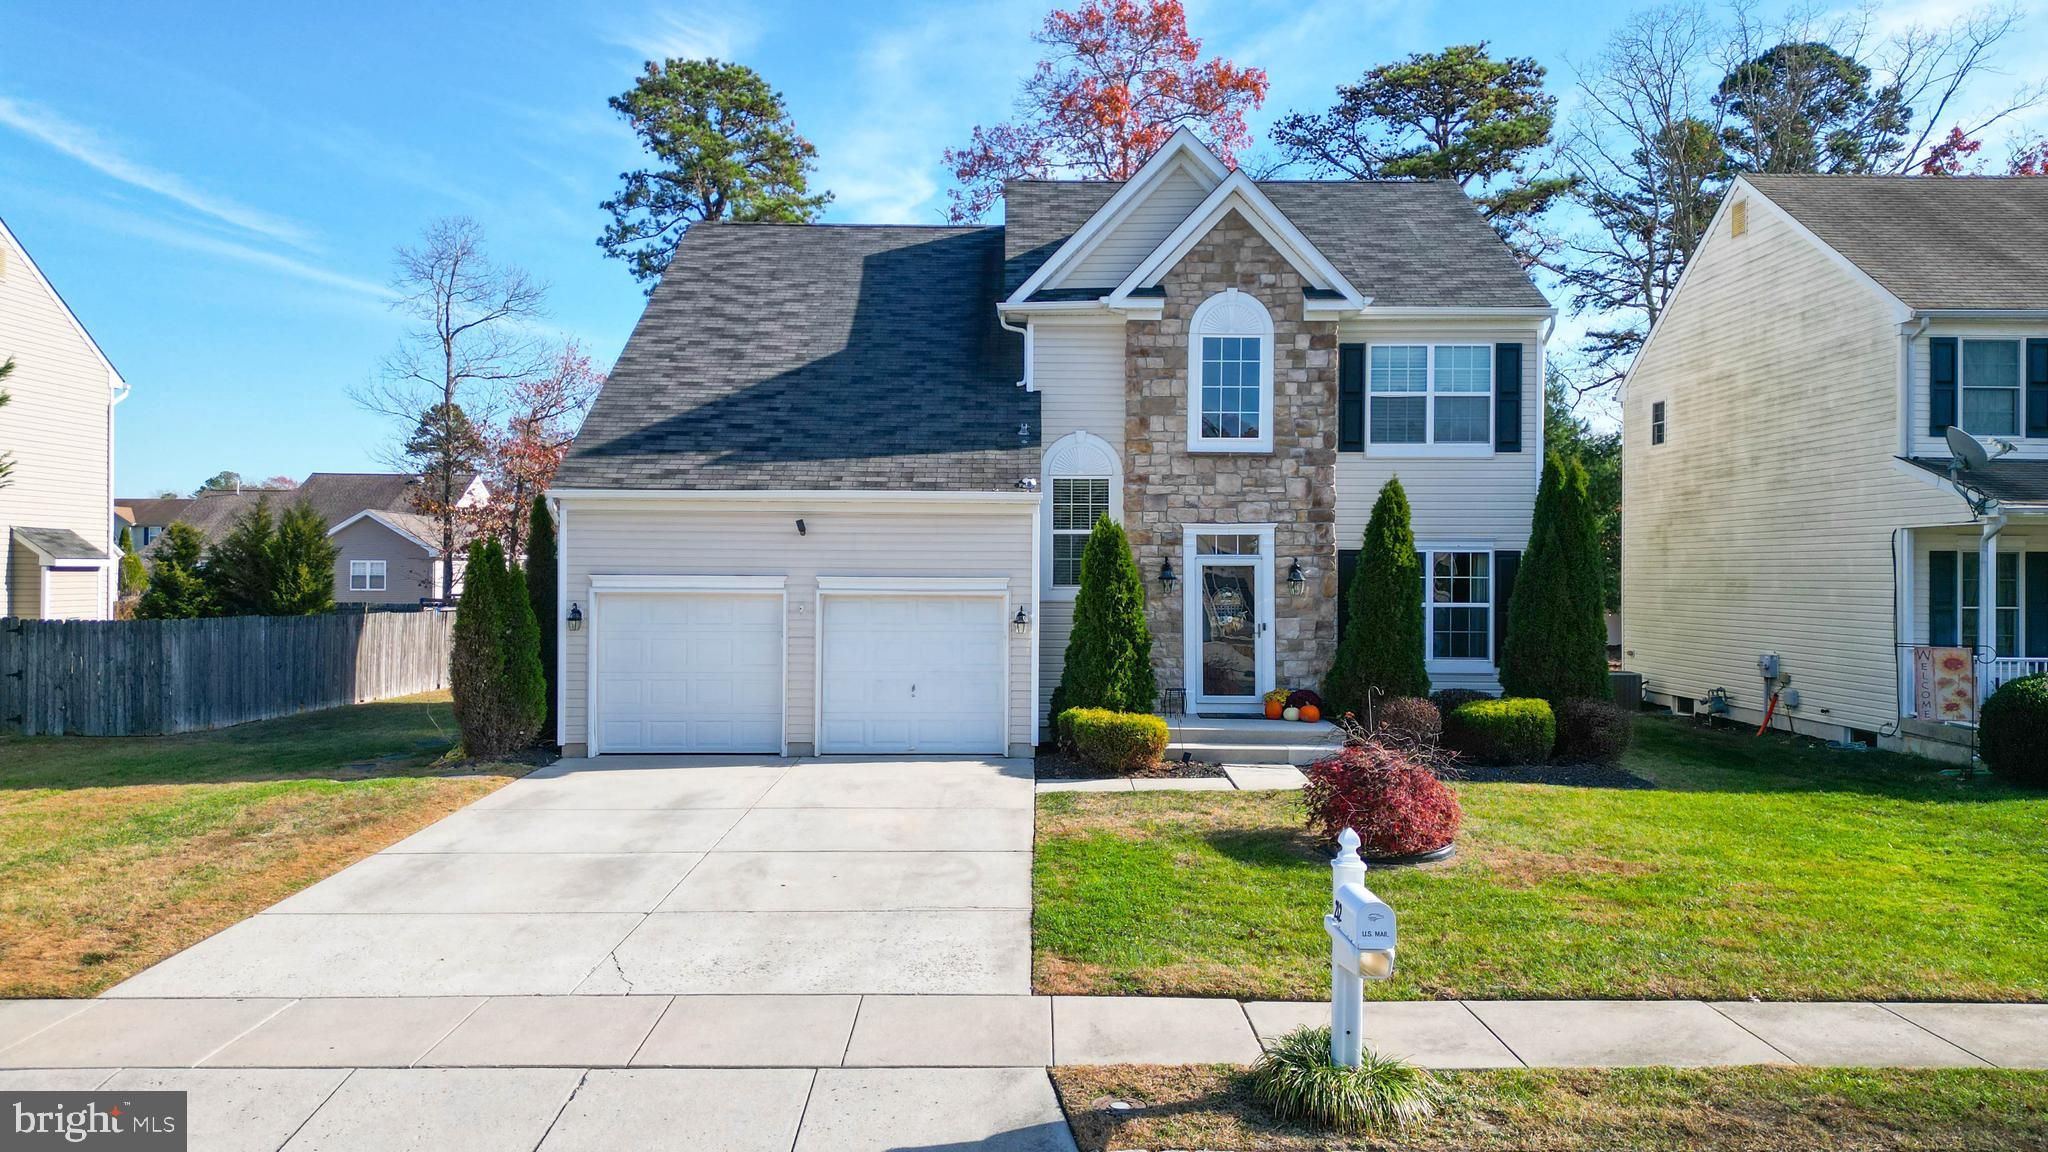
[0,611,456,736]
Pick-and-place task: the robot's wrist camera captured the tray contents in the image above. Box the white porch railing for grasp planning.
[1987,657,2048,692]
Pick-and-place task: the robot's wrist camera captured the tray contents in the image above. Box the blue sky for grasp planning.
[1,0,2040,496]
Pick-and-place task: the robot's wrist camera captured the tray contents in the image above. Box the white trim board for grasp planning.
[1108,173,1369,313]
[590,574,789,592]
[327,509,438,554]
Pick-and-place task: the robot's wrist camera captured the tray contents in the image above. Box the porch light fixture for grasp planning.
[1287,559,1307,594]
[566,603,583,631]
[1012,606,1031,636]
[1159,559,1178,591]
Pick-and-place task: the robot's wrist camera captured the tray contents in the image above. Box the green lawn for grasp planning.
[1034,718,2048,1001]
[0,693,525,997]
[1056,1064,2048,1152]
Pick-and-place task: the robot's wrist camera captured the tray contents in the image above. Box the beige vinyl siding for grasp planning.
[1907,319,2048,460]
[560,500,1036,755]
[1622,191,1960,737]
[1054,162,1213,289]
[0,223,116,619]
[1332,323,1542,550]
[329,518,435,605]
[40,568,102,618]
[1034,319,1127,710]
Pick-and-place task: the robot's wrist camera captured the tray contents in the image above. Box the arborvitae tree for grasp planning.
[268,501,337,615]
[450,539,508,755]
[499,560,548,749]
[1324,477,1429,715]
[524,495,559,744]
[1501,451,1610,704]
[1057,515,1156,713]
[205,498,278,615]
[117,524,147,599]
[135,522,213,619]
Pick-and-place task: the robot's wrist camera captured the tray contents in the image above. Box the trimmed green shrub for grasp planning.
[1324,478,1428,715]
[1429,688,1491,716]
[135,522,213,620]
[1444,698,1554,765]
[498,559,548,748]
[450,538,545,758]
[1554,697,1633,764]
[1501,451,1609,706]
[1371,696,1441,745]
[525,495,559,746]
[1247,1027,1442,1133]
[1063,707,1169,774]
[1980,673,2048,786]
[117,525,147,599]
[1057,516,1157,713]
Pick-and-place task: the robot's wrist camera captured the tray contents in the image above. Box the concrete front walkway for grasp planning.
[105,755,1036,999]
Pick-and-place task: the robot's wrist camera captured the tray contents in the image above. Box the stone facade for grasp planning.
[1123,209,1340,704]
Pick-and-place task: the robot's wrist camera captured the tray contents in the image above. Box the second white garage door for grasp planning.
[594,591,783,753]
[818,595,1007,754]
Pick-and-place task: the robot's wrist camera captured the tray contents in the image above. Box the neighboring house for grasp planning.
[0,217,125,619]
[1622,175,2048,762]
[550,129,1550,757]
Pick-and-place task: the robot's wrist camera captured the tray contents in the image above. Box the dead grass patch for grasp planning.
[1468,845,1655,888]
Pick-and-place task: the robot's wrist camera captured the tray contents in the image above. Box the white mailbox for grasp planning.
[1323,828,1398,1069]
[1327,882,1397,975]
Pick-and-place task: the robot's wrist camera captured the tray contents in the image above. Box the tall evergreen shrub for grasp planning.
[450,540,508,755]
[525,495,559,744]
[1500,451,1609,704]
[117,525,147,599]
[1324,477,1428,715]
[1057,515,1157,713]
[134,522,213,620]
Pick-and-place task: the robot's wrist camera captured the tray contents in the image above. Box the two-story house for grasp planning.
[0,216,125,620]
[1622,175,2048,761]
[549,131,1550,757]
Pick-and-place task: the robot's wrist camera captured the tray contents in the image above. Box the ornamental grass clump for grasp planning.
[1246,1027,1442,1134]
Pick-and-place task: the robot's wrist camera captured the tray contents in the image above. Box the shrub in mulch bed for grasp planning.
[1429,687,1493,716]
[1302,738,1462,859]
[1554,697,1634,765]
[1061,708,1171,775]
[1443,698,1554,766]
[1368,695,1441,745]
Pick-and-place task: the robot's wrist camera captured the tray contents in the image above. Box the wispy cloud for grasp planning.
[0,94,312,248]
[609,7,759,63]
[89,202,391,303]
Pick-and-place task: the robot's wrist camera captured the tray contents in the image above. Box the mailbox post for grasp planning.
[1324,828,1397,1069]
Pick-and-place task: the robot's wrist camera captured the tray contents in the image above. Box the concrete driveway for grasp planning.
[108,755,1036,999]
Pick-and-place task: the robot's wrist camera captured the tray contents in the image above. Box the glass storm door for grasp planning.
[1185,530,1274,713]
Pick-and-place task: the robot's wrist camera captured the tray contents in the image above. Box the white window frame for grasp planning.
[1418,544,1495,673]
[1960,338,2023,439]
[1651,400,1667,446]
[1041,430,1123,600]
[1367,343,1495,458]
[1954,548,2022,657]
[1187,289,1275,454]
[1181,522,1277,713]
[350,559,386,592]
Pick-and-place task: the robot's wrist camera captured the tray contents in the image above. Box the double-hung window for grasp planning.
[1958,551,2019,656]
[350,559,386,592]
[1962,339,2022,437]
[1369,344,1492,450]
[1050,478,1110,588]
[1422,549,1492,663]
[1188,289,1274,453]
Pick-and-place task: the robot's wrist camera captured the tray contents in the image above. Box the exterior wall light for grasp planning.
[567,603,583,631]
[1159,559,1178,591]
[1287,559,1307,594]
[1012,606,1031,636]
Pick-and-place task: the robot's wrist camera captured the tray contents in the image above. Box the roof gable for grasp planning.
[1108,172,1367,312]
[0,216,124,392]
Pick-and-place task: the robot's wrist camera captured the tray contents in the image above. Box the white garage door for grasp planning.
[595,592,783,753]
[819,595,1007,754]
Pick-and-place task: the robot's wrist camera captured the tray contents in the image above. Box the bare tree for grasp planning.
[353,217,548,600]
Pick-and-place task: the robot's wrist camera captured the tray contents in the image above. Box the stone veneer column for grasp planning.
[1123,210,1339,705]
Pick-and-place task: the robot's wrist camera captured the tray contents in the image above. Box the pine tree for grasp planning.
[205,498,278,615]
[268,501,337,615]
[1324,477,1429,715]
[450,540,508,755]
[524,495,559,744]
[1501,451,1610,704]
[135,522,213,619]
[1057,515,1157,713]
[117,525,147,599]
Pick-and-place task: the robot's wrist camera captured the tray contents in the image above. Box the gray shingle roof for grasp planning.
[557,223,1037,492]
[293,473,444,527]
[12,526,107,562]
[1744,176,2048,310]
[1905,456,2048,505]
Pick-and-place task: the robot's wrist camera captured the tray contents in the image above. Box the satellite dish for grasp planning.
[1946,425,1992,470]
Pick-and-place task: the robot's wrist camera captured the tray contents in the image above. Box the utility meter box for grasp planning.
[1758,652,1781,679]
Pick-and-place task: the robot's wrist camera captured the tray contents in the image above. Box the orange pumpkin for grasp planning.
[1264,700,1284,719]
[1299,704,1321,723]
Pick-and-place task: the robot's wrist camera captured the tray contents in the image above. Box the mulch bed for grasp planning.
[1035,749,1228,781]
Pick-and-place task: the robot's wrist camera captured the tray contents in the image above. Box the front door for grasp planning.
[1184,527,1275,714]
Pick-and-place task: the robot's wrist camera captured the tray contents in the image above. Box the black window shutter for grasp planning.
[1336,548,1360,637]
[1929,550,1959,646]
[1930,337,1959,435]
[2028,553,2048,657]
[1494,343,1523,452]
[1338,344,1364,452]
[1493,550,1521,664]
[2027,339,2048,439]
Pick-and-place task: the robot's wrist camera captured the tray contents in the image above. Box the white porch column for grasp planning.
[1978,513,2006,704]
[1895,527,1915,717]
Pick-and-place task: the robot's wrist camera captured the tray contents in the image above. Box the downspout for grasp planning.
[999,313,1033,391]
[1898,314,1929,458]
[1977,509,2007,708]
[106,369,130,618]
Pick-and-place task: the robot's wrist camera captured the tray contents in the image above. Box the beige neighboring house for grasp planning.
[0,217,125,619]
[1622,175,2048,762]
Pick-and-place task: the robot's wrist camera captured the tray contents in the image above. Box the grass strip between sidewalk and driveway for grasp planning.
[0,692,528,997]
[1034,717,2048,1002]
[1054,1063,2048,1152]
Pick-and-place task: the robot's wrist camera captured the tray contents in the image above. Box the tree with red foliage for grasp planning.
[944,0,1267,221]
[1301,740,1462,860]
[473,343,603,557]
[1919,126,1984,175]
[2010,137,2048,176]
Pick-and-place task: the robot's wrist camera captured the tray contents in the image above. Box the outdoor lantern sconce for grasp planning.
[1159,559,1178,591]
[1287,559,1307,594]
[1012,606,1031,636]
[566,603,583,631]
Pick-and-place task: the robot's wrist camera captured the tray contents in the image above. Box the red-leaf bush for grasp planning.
[1372,696,1441,744]
[1302,740,1462,858]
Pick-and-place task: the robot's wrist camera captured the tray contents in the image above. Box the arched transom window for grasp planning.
[1187,288,1275,453]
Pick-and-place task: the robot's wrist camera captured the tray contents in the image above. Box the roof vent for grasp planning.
[1730,200,1747,238]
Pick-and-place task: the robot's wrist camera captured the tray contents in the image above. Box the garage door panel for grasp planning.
[819,594,1006,755]
[596,591,783,754]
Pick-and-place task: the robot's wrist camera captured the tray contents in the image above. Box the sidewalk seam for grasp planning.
[190,998,300,1068]
[413,997,493,1068]
[1874,1002,1997,1067]
[1457,1001,1528,1068]
[788,1067,821,1152]
[838,997,864,1068]
[0,1000,97,1060]
[1702,1002,1799,1064]
[276,1065,355,1148]
[527,1067,590,1152]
